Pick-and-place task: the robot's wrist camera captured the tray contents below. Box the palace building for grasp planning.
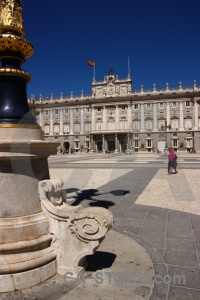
[29,66,200,153]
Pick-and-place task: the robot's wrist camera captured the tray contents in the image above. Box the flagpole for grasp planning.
[128,56,130,77]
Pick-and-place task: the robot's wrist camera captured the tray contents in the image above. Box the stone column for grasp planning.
[127,104,132,130]
[91,106,95,131]
[103,106,107,130]
[90,134,94,152]
[70,108,74,134]
[166,102,170,130]
[140,104,145,132]
[39,109,44,129]
[80,107,84,134]
[153,103,158,131]
[115,134,118,153]
[179,101,184,131]
[60,109,63,135]
[105,138,108,152]
[194,100,199,130]
[50,110,53,135]
[102,134,105,153]
[127,133,130,150]
[115,105,119,130]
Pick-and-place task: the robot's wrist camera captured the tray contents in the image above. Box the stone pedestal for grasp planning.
[0,126,59,292]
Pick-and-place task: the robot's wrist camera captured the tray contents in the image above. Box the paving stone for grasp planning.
[152,263,168,295]
[119,217,145,227]
[168,286,200,300]
[142,219,167,229]
[118,226,141,235]
[166,238,196,252]
[167,225,193,239]
[139,227,165,238]
[168,265,200,289]
[164,250,199,267]
[149,291,167,300]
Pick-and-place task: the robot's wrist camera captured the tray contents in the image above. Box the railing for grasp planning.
[28,85,200,105]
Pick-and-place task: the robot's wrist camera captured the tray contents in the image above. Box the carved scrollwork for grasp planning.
[38,178,113,277]
[69,207,113,242]
[0,34,34,59]
[38,179,66,206]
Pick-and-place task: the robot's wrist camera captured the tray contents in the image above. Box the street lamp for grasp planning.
[161,121,171,148]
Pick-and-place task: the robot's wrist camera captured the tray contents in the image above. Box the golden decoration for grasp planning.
[0,67,32,81]
[0,34,34,59]
[0,0,24,36]
[0,124,41,129]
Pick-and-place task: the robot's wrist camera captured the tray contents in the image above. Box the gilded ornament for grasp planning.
[0,0,24,36]
[0,34,34,59]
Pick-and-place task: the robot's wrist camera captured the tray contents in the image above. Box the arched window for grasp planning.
[74,123,80,134]
[63,124,69,133]
[184,118,192,129]
[84,122,91,133]
[133,121,140,131]
[96,120,103,130]
[145,120,153,130]
[53,124,59,134]
[171,119,179,129]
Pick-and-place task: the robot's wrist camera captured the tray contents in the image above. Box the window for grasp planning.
[184,118,192,129]
[172,139,178,148]
[159,103,164,109]
[45,111,49,116]
[185,139,192,148]
[134,104,138,110]
[146,103,151,109]
[75,108,79,113]
[84,122,91,133]
[64,109,69,115]
[171,119,179,130]
[121,105,126,111]
[185,101,190,107]
[145,120,153,131]
[97,121,103,130]
[97,107,102,112]
[146,140,152,148]
[74,142,79,149]
[172,102,177,108]
[133,121,140,131]
[120,121,127,130]
[134,140,139,148]
[54,110,58,115]
[74,124,80,133]
[85,107,90,113]
[44,125,49,134]
[158,120,165,130]
[108,122,115,131]
[85,141,90,148]
[53,125,59,134]
[63,124,69,133]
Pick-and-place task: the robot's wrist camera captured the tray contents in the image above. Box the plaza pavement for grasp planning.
[1,152,200,300]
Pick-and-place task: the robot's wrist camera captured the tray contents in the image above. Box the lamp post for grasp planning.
[161,121,171,148]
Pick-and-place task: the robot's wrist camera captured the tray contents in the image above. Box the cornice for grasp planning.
[30,91,200,109]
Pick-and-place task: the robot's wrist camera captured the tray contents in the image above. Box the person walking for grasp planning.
[168,148,178,174]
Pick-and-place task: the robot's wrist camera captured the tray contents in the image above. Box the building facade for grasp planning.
[29,66,200,153]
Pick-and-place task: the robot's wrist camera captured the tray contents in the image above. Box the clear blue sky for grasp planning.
[22,0,200,99]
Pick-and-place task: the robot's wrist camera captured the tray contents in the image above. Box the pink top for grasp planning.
[168,151,176,162]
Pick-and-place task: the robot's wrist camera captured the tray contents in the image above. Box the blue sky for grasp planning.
[22,0,200,99]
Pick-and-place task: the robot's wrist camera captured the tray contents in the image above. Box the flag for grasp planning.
[87,60,95,67]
